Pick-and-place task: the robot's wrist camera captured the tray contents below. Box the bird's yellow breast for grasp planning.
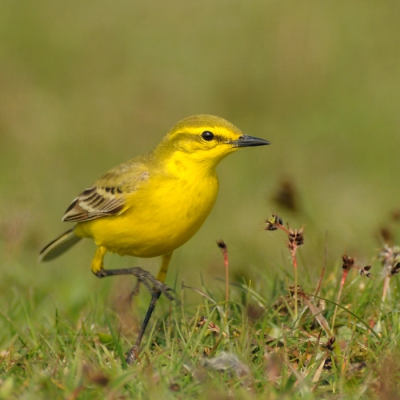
[74,166,219,258]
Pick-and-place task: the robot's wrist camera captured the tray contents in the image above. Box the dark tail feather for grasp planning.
[39,228,82,262]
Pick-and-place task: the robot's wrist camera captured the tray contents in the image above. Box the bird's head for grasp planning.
[156,114,270,169]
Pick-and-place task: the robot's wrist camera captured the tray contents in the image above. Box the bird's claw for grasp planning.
[132,267,174,301]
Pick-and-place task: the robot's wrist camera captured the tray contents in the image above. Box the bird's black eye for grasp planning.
[201,131,214,141]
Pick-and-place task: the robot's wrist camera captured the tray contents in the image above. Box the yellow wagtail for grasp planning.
[39,114,270,364]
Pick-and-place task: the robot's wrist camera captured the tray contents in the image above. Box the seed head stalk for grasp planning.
[332,256,351,329]
[266,214,304,321]
[217,240,229,307]
[332,255,372,329]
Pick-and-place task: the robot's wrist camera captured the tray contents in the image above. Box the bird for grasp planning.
[39,114,270,364]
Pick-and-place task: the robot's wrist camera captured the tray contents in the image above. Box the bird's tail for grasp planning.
[39,228,82,262]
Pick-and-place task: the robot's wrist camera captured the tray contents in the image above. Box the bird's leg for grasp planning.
[91,246,174,300]
[96,266,174,300]
[125,290,161,364]
[125,252,173,365]
[90,248,174,364]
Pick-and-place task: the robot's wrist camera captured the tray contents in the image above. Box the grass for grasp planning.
[2,0,400,398]
[2,205,400,399]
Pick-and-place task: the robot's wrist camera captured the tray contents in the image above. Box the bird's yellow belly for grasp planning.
[74,175,218,258]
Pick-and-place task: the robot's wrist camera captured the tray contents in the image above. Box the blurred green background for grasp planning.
[1,1,400,326]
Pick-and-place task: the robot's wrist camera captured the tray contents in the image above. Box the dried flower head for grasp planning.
[342,255,355,271]
[359,265,372,278]
[287,228,304,250]
[378,245,400,276]
[216,239,226,249]
[391,263,400,276]
[265,214,283,231]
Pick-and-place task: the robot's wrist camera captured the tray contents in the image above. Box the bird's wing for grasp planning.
[62,159,150,222]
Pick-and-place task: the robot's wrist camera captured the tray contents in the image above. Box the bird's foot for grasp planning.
[125,345,140,365]
[131,267,174,301]
[94,267,174,301]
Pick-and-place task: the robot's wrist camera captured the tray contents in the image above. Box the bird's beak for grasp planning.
[230,134,271,147]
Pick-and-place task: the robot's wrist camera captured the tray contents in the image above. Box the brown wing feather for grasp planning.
[62,186,125,222]
[62,159,150,223]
